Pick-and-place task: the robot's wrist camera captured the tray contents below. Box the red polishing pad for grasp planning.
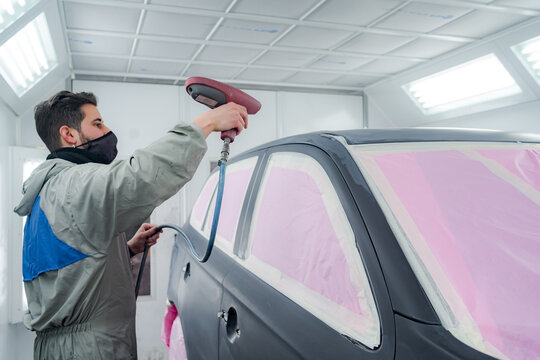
[185,77,261,115]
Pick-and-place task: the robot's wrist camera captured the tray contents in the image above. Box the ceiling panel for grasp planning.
[338,33,414,55]
[184,64,243,79]
[307,0,403,26]
[433,10,529,38]
[388,38,463,58]
[69,34,133,55]
[135,40,198,59]
[64,3,140,33]
[196,45,261,63]
[357,58,417,74]
[374,2,472,33]
[129,59,183,76]
[310,55,372,71]
[149,0,230,11]
[254,51,320,67]
[286,71,343,85]
[233,0,320,19]
[61,0,539,91]
[236,68,297,82]
[331,74,384,87]
[494,0,540,9]
[72,55,128,73]
[141,11,216,38]
[276,26,355,49]
[211,19,290,45]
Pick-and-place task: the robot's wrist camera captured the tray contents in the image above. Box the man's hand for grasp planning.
[192,102,248,138]
[127,223,163,255]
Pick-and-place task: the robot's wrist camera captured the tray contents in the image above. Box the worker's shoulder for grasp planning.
[44,159,122,192]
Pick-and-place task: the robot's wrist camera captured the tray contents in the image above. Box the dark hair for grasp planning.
[34,91,98,151]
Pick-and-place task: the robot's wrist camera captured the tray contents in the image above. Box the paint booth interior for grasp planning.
[1,1,540,359]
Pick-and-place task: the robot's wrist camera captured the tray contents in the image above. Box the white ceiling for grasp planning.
[59,0,540,91]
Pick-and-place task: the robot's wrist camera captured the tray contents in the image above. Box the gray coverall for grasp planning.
[14,123,207,359]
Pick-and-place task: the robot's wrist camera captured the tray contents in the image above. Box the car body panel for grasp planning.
[167,128,540,359]
[168,228,235,360]
[217,143,395,359]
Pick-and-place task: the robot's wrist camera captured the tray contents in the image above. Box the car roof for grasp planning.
[242,127,540,155]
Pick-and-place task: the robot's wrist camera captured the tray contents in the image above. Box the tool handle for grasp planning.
[186,77,261,114]
[221,129,237,143]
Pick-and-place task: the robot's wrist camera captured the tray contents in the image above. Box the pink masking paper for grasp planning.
[161,304,187,360]
[192,175,218,225]
[251,166,362,315]
[371,149,540,359]
[477,149,540,191]
[205,166,255,243]
[169,317,187,360]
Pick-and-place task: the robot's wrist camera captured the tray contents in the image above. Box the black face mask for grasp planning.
[75,131,118,164]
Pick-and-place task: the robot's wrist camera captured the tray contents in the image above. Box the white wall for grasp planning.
[71,79,362,359]
[18,77,68,148]
[278,92,363,136]
[429,99,540,133]
[365,18,540,134]
[0,102,35,360]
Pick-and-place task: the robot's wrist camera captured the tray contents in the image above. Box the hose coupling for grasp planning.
[220,138,231,162]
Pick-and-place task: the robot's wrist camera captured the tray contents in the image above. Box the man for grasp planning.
[14,90,248,359]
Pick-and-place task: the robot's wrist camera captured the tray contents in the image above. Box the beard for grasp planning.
[78,131,92,149]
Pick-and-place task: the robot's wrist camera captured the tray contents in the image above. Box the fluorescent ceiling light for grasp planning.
[404,54,521,114]
[0,13,57,97]
[512,35,540,86]
[0,0,40,35]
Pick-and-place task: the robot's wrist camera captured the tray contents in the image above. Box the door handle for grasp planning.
[217,310,228,323]
[220,307,241,341]
[182,262,190,280]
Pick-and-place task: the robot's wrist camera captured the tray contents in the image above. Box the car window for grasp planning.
[244,152,380,349]
[191,157,258,253]
[350,142,540,360]
[191,172,218,231]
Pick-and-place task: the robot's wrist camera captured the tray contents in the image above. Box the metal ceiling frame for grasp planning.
[124,0,148,80]
[60,0,540,91]
[66,28,430,62]
[72,68,365,92]
[70,51,389,77]
[61,0,482,42]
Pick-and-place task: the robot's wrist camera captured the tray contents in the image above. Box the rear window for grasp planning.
[350,142,540,360]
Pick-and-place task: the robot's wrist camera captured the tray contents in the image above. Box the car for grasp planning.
[164,128,540,360]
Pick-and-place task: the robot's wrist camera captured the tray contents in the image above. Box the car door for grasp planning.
[218,144,394,360]
[169,156,260,360]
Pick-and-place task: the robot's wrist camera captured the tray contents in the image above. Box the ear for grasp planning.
[59,125,79,147]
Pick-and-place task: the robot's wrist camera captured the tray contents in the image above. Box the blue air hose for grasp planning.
[158,159,226,262]
[135,159,227,297]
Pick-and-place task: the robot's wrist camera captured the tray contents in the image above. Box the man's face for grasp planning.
[77,103,110,146]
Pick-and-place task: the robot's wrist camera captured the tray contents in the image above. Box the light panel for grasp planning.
[512,35,540,86]
[404,54,521,114]
[0,13,57,97]
[0,0,39,35]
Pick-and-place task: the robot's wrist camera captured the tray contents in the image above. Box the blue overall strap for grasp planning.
[22,195,88,281]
